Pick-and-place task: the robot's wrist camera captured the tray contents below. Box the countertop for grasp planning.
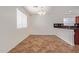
[54,23,79,30]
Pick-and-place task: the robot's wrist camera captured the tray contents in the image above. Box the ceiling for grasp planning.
[24,6,79,17]
[24,6,50,15]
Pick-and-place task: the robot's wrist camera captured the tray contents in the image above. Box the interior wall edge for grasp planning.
[7,34,30,53]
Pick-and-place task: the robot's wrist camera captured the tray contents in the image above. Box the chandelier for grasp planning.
[33,6,47,15]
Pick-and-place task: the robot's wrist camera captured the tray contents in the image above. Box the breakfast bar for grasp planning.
[54,23,79,45]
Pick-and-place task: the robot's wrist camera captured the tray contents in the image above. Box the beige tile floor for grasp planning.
[9,35,79,53]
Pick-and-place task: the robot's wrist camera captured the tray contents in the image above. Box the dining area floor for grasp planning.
[9,35,79,53]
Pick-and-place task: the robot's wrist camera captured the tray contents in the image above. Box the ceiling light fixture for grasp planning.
[38,11,46,15]
[33,6,47,15]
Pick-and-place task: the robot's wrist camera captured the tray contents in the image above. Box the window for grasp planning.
[16,8,27,29]
[64,18,75,26]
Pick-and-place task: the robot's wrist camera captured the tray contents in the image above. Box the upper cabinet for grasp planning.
[76,16,79,24]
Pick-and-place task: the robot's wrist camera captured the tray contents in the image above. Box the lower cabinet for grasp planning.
[74,29,79,45]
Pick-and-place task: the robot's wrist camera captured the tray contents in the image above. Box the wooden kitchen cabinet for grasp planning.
[74,29,79,45]
[76,16,79,24]
[74,16,79,45]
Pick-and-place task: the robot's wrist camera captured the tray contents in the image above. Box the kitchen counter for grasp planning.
[54,23,79,30]
[53,23,75,45]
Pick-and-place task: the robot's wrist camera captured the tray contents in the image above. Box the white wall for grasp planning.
[0,6,31,52]
[31,15,57,35]
[31,15,75,46]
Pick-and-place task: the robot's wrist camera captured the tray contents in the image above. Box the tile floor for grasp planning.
[9,35,79,53]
